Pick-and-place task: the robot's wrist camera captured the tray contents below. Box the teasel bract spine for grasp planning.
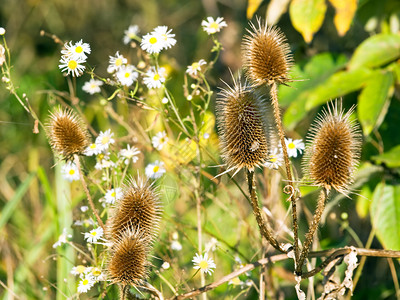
[297,100,362,274]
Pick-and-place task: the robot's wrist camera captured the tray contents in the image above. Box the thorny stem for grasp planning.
[269,82,299,263]
[74,154,105,231]
[170,247,400,299]
[119,284,128,300]
[246,170,283,252]
[296,188,328,275]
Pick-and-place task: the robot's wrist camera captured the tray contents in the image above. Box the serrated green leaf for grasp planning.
[348,33,400,70]
[358,70,394,136]
[370,182,400,250]
[372,145,400,168]
[289,0,327,43]
[305,68,373,110]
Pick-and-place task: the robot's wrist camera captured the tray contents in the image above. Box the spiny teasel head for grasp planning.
[107,176,162,242]
[107,227,150,287]
[216,76,270,173]
[46,107,90,161]
[302,100,361,194]
[242,18,293,86]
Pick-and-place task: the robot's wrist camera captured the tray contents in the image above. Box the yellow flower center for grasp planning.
[92,269,102,276]
[153,165,160,173]
[149,37,157,44]
[111,192,116,197]
[191,62,200,69]
[101,136,110,144]
[75,265,86,274]
[230,277,241,285]
[82,279,89,285]
[75,46,83,53]
[124,72,130,78]
[288,142,295,149]
[90,144,96,149]
[69,169,75,175]
[90,84,96,89]
[210,22,219,30]
[199,260,209,269]
[68,60,78,70]
[115,58,123,66]
[153,74,160,81]
[91,231,97,236]
[98,153,104,160]
[270,155,277,163]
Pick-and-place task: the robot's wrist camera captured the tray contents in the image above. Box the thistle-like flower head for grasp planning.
[303,100,361,194]
[216,75,270,173]
[242,18,293,86]
[46,107,90,161]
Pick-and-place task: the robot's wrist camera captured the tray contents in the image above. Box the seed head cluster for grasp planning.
[242,18,293,86]
[46,107,90,161]
[302,101,361,194]
[107,176,161,288]
[216,77,270,173]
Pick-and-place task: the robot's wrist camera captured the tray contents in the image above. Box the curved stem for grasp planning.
[269,82,299,261]
[296,188,328,275]
[74,154,105,230]
[246,170,283,252]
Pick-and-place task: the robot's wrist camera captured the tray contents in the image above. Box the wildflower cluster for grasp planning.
[59,40,91,77]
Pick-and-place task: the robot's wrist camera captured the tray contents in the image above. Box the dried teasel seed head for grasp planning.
[302,100,361,195]
[216,75,270,173]
[242,18,293,86]
[107,176,162,241]
[46,107,90,161]
[108,228,150,287]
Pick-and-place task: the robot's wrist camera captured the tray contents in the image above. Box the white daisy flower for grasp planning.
[192,252,216,276]
[80,206,89,212]
[123,25,139,45]
[161,97,168,104]
[153,25,176,49]
[145,160,166,179]
[84,227,104,243]
[95,129,115,151]
[82,78,103,95]
[141,32,164,54]
[91,267,106,281]
[119,144,140,165]
[283,138,305,158]
[71,265,88,276]
[205,237,219,252]
[201,17,227,35]
[0,44,5,66]
[107,51,128,73]
[61,161,80,182]
[0,27,5,35]
[161,261,170,270]
[58,56,86,77]
[104,187,123,204]
[115,64,138,86]
[61,40,91,60]
[143,67,166,89]
[171,240,182,251]
[84,143,102,156]
[52,228,72,248]
[95,158,116,170]
[152,131,169,150]
[77,275,95,293]
[186,59,207,76]
[264,148,284,170]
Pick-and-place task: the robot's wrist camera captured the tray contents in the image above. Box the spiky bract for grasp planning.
[303,100,361,194]
[242,18,293,86]
[108,228,150,287]
[46,107,90,160]
[107,176,161,241]
[216,77,270,173]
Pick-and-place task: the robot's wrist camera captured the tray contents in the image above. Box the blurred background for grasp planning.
[1,0,400,299]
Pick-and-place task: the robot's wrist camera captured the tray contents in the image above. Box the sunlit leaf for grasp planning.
[348,33,400,70]
[358,70,394,136]
[372,145,400,168]
[356,185,371,219]
[289,0,327,43]
[371,182,400,250]
[247,0,263,19]
[329,0,357,36]
[266,0,291,25]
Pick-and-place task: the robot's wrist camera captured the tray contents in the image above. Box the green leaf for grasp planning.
[372,145,400,168]
[357,70,394,136]
[348,33,400,70]
[305,68,373,110]
[289,0,327,43]
[370,182,400,250]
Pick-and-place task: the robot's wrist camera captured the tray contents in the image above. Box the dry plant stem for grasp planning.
[143,282,164,300]
[74,154,105,231]
[296,188,328,275]
[269,82,299,262]
[171,247,400,299]
[119,285,128,300]
[247,170,283,252]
